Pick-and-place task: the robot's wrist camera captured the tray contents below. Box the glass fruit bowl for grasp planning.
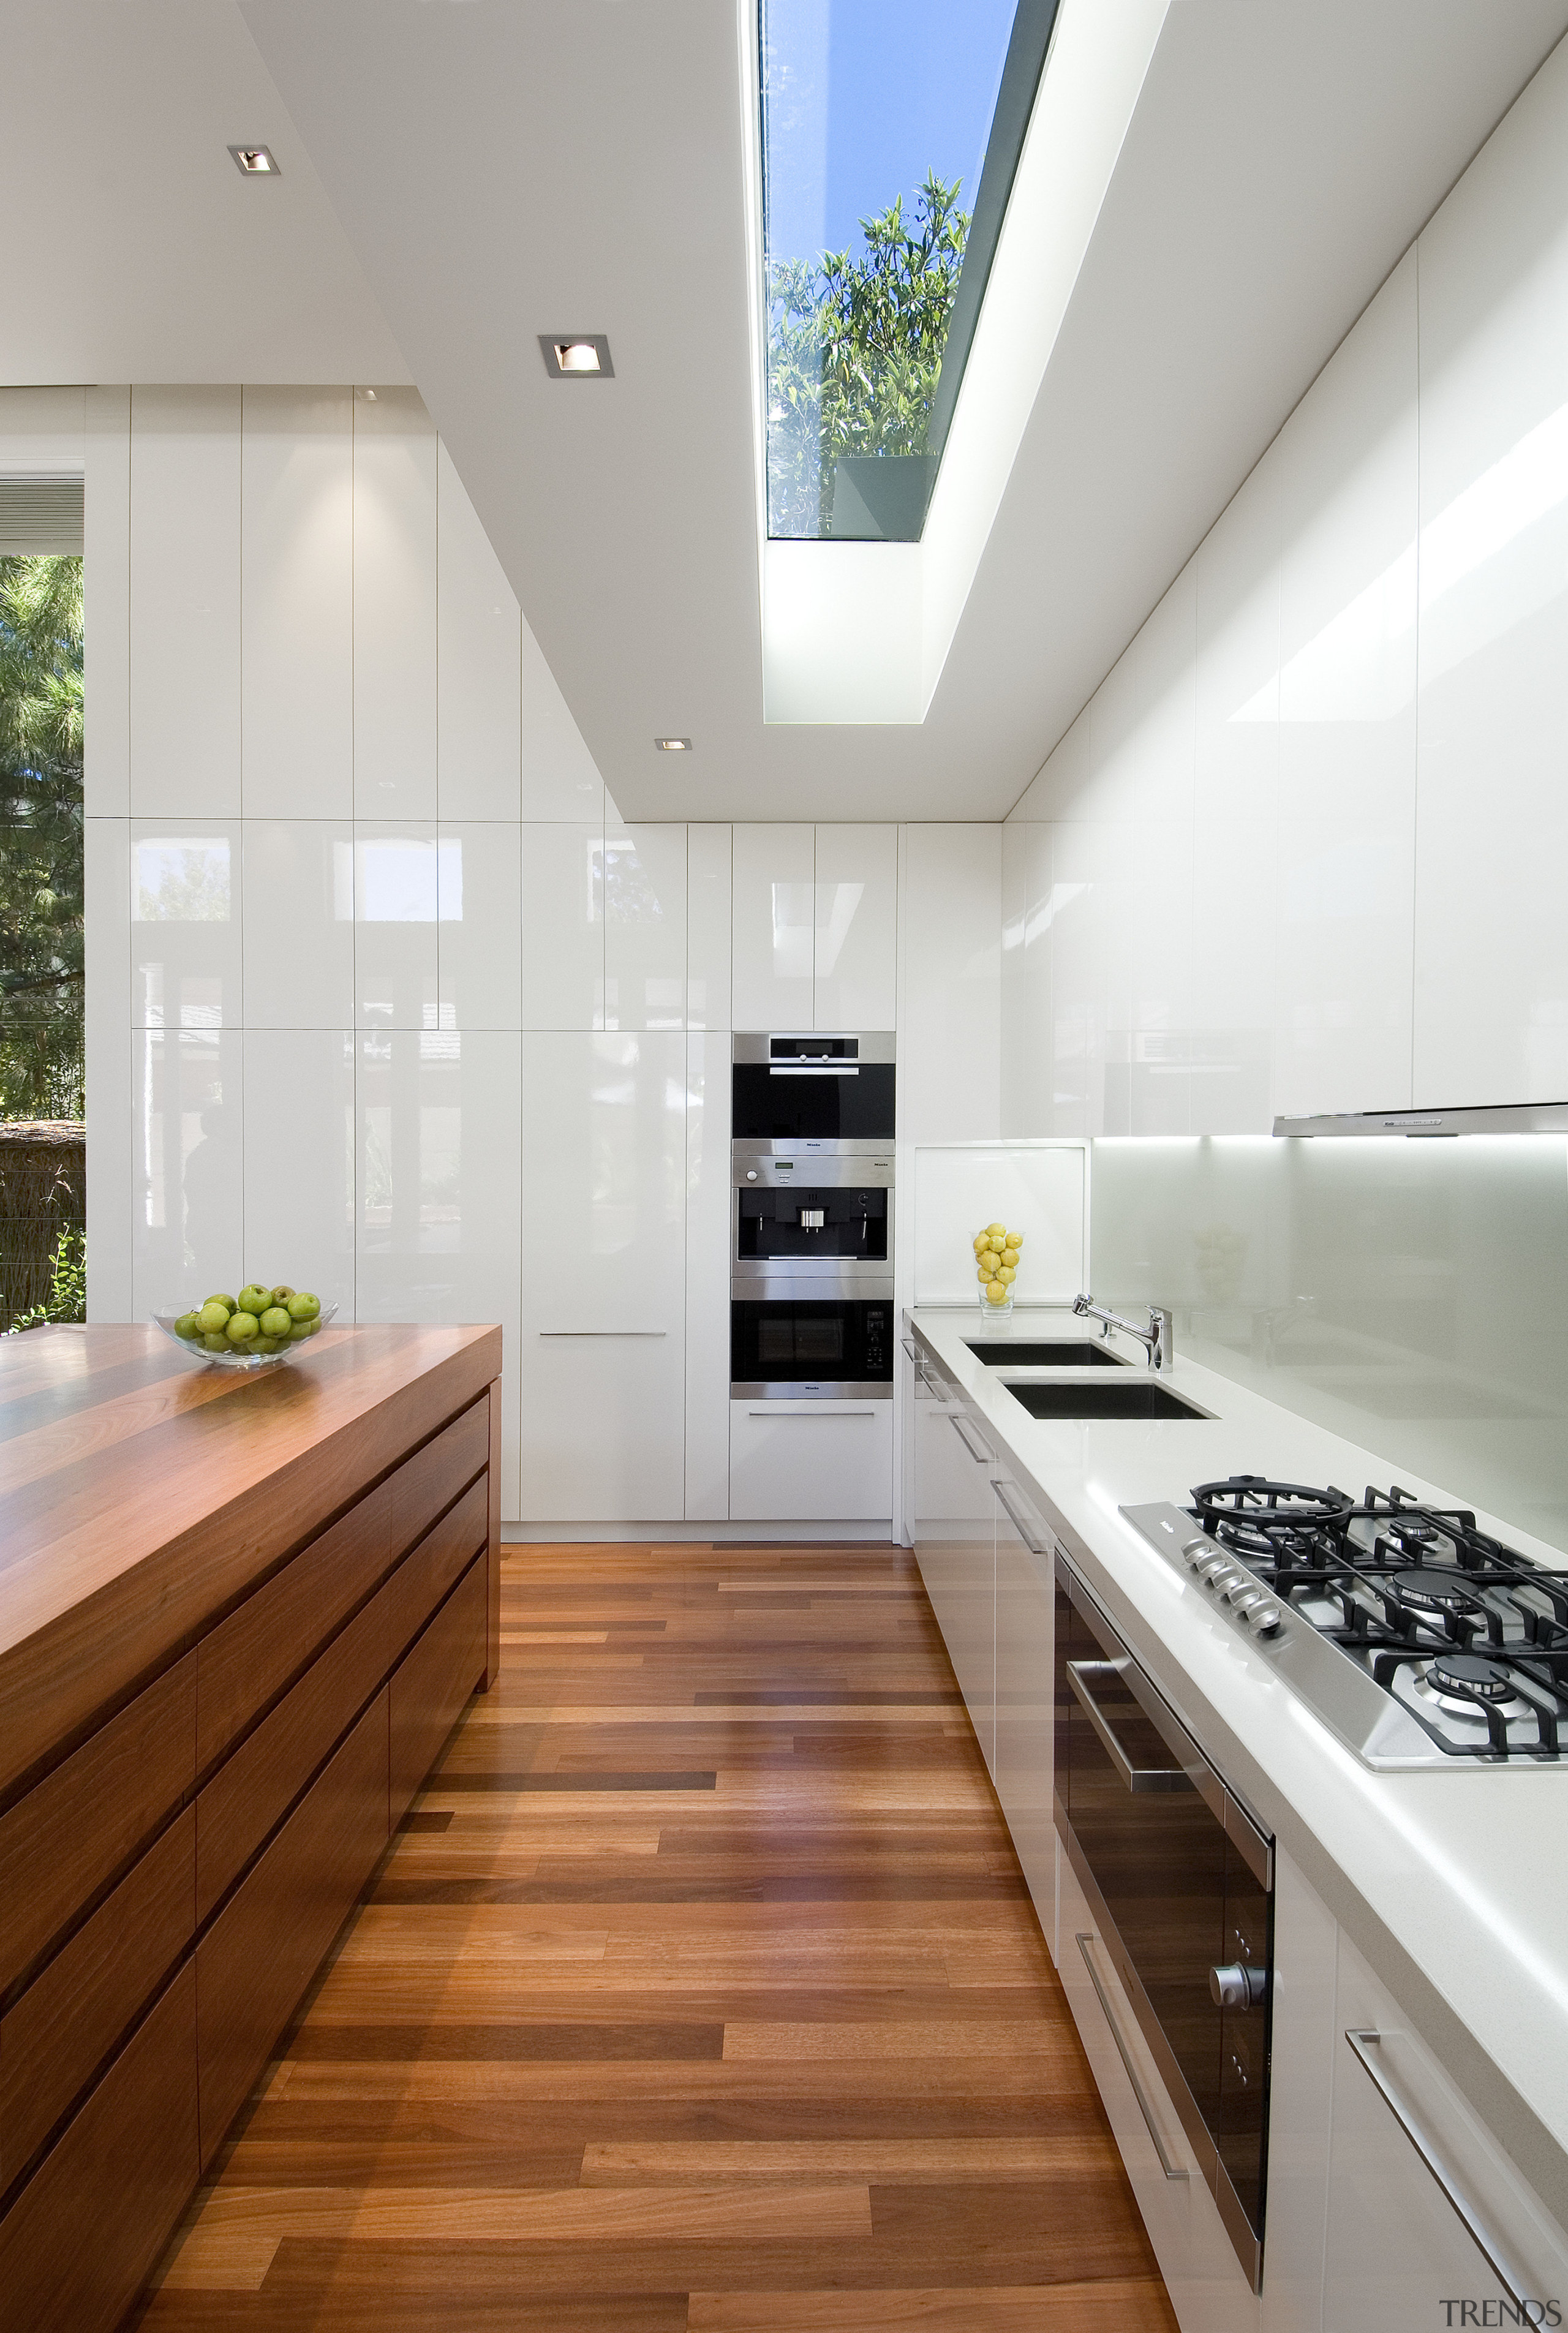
[151,1303,338,1370]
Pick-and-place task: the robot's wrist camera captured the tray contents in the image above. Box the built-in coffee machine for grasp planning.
[729,1033,894,1400]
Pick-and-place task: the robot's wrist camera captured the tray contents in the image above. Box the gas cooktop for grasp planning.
[1121,1477,1568,1768]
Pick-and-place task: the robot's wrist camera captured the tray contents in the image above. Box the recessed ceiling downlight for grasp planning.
[654,737,692,752]
[228,144,280,176]
[539,334,615,380]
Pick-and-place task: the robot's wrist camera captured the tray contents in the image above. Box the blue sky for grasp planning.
[763,0,1018,266]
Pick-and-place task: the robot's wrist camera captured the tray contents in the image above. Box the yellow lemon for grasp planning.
[986,1221,1006,1237]
[977,1266,994,1284]
[985,1280,1009,1305]
[998,1264,1016,1284]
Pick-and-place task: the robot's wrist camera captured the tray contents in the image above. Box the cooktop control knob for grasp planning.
[1205,1564,1238,1592]
[1228,1586,1265,1615]
[1250,1603,1284,1635]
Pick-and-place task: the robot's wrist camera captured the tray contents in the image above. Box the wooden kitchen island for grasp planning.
[0,1322,503,2333]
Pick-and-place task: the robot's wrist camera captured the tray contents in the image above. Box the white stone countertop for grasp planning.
[907,1302,1568,2226]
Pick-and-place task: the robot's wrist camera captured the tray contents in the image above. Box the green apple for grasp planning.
[195,1300,231,1335]
[259,1305,291,1338]
[201,1332,230,1353]
[204,1294,236,1312]
[287,1317,317,1341]
[226,1310,260,1343]
[238,1283,272,1316]
[252,1335,281,1354]
[270,1284,295,1303]
[173,1311,200,1339]
[286,1291,320,1322]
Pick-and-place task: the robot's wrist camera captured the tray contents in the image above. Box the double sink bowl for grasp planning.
[964,1338,1207,1421]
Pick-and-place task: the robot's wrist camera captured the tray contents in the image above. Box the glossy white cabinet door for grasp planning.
[899,824,1000,1142]
[352,388,437,818]
[685,1031,731,1521]
[910,1378,996,1771]
[520,1033,686,1520]
[522,821,602,1030]
[1259,1847,1338,2333]
[991,1479,1054,1935]
[242,822,354,1030]
[241,387,354,820]
[729,1401,892,1521]
[1324,1933,1568,2331]
[1057,1845,1261,2333]
[521,619,604,822]
[605,824,687,1031]
[129,387,241,818]
[85,818,134,1319]
[437,822,523,1030]
[687,824,732,1030]
[732,823,813,1031]
[132,1026,244,1316]
[814,823,897,1030]
[436,441,521,822]
[352,825,439,1031]
[243,1028,355,1318]
[130,823,243,1032]
[85,385,131,817]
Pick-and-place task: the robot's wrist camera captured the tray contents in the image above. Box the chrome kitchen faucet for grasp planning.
[1072,1292,1174,1372]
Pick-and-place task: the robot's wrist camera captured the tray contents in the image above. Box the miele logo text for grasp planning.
[1439,2304,1561,2326]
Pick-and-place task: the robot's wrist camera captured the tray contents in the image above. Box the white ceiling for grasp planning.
[7,2,1568,821]
[0,1,406,385]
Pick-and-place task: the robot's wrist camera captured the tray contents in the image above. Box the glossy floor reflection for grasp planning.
[141,1543,1175,2331]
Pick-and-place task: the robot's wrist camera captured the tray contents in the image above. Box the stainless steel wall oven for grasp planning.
[1055,1555,1274,2291]
[731,1031,895,1147]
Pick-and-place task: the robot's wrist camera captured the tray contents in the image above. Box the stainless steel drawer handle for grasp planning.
[1076,1933,1189,2182]
[1344,2030,1536,2311]
[1065,1660,1195,1794]
[539,1330,667,1338]
[747,1408,878,1419]
[994,1481,1046,1555]
[948,1413,993,1466]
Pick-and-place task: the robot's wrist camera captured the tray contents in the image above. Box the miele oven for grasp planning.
[1055,1555,1274,2291]
[732,1031,895,1148]
[730,1296,893,1401]
[732,1155,893,1291]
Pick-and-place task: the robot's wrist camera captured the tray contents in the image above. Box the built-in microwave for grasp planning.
[731,1032,895,1149]
[1055,1556,1273,2291]
[730,1297,894,1400]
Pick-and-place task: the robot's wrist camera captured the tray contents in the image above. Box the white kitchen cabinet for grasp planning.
[1324,1933,1568,2331]
[814,823,897,1030]
[241,387,355,821]
[353,388,437,819]
[352,824,439,1031]
[732,823,814,1030]
[605,823,687,1031]
[520,1032,686,1520]
[243,1027,355,1320]
[898,824,1000,1144]
[436,440,521,822]
[729,1400,892,1522]
[910,1368,997,1771]
[129,386,241,818]
[130,821,243,1032]
[521,820,601,1030]
[991,1474,1055,1944]
[687,824,732,1030]
[685,1031,731,1521]
[1057,1843,1261,2333]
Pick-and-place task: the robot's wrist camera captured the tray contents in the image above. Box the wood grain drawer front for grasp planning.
[0,1806,194,2191]
[390,1396,489,1564]
[382,1474,489,1671]
[390,1555,488,1823]
[0,1650,196,1998]
[197,1475,394,1771]
[197,1689,390,2167]
[0,1959,198,2333]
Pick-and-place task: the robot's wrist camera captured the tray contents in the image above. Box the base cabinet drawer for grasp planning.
[0,1961,198,2333]
[728,1400,893,1521]
[390,1556,488,1823]
[0,1806,195,2189]
[196,1691,390,2164]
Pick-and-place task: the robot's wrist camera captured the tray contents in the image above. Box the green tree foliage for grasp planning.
[9,1222,86,1333]
[0,556,84,1120]
[767,170,970,537]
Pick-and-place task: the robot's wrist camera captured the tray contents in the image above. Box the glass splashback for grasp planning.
[1091,1136,1568,1555]
[759,0,1057,541]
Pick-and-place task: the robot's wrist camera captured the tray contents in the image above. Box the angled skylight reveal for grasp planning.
[760,0,1060,542]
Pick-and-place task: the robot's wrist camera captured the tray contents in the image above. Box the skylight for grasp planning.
[760,0,1060,543]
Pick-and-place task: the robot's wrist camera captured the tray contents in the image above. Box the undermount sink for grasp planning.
[1001,1378,1208,1421]
[965,1340,1126,1369]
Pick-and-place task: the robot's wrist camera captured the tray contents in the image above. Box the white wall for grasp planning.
[40,375,998,1527]
[1003,34,1568,1134]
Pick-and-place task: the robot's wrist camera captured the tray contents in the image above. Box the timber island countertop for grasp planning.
[0,1322,501,1804]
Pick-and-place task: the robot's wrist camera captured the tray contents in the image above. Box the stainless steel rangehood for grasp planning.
[1273,1100,1568,1137]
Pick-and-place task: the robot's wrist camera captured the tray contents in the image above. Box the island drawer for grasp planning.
[0,1960,198,2333]
[0,1649,196,1998]
[197,1689,390,2164]
[0,1804,194,2193]
[194,1474,487,1921]
[391,1554,488,1822]
[388,1395,490,1565]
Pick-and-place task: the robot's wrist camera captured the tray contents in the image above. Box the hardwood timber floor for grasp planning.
[140,1542,1178,2332]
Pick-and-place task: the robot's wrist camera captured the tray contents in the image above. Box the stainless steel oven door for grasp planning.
[730,1297,894,1398]
[1054,1555,1273,2291]
[732,1154,894,1290]
[731,1032,895,1148]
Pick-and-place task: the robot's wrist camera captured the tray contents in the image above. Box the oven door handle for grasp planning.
[769,1065,859,1076]
[1066,1660,1196,1793]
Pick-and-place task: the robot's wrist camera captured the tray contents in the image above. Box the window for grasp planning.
[760,0,1060,541]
